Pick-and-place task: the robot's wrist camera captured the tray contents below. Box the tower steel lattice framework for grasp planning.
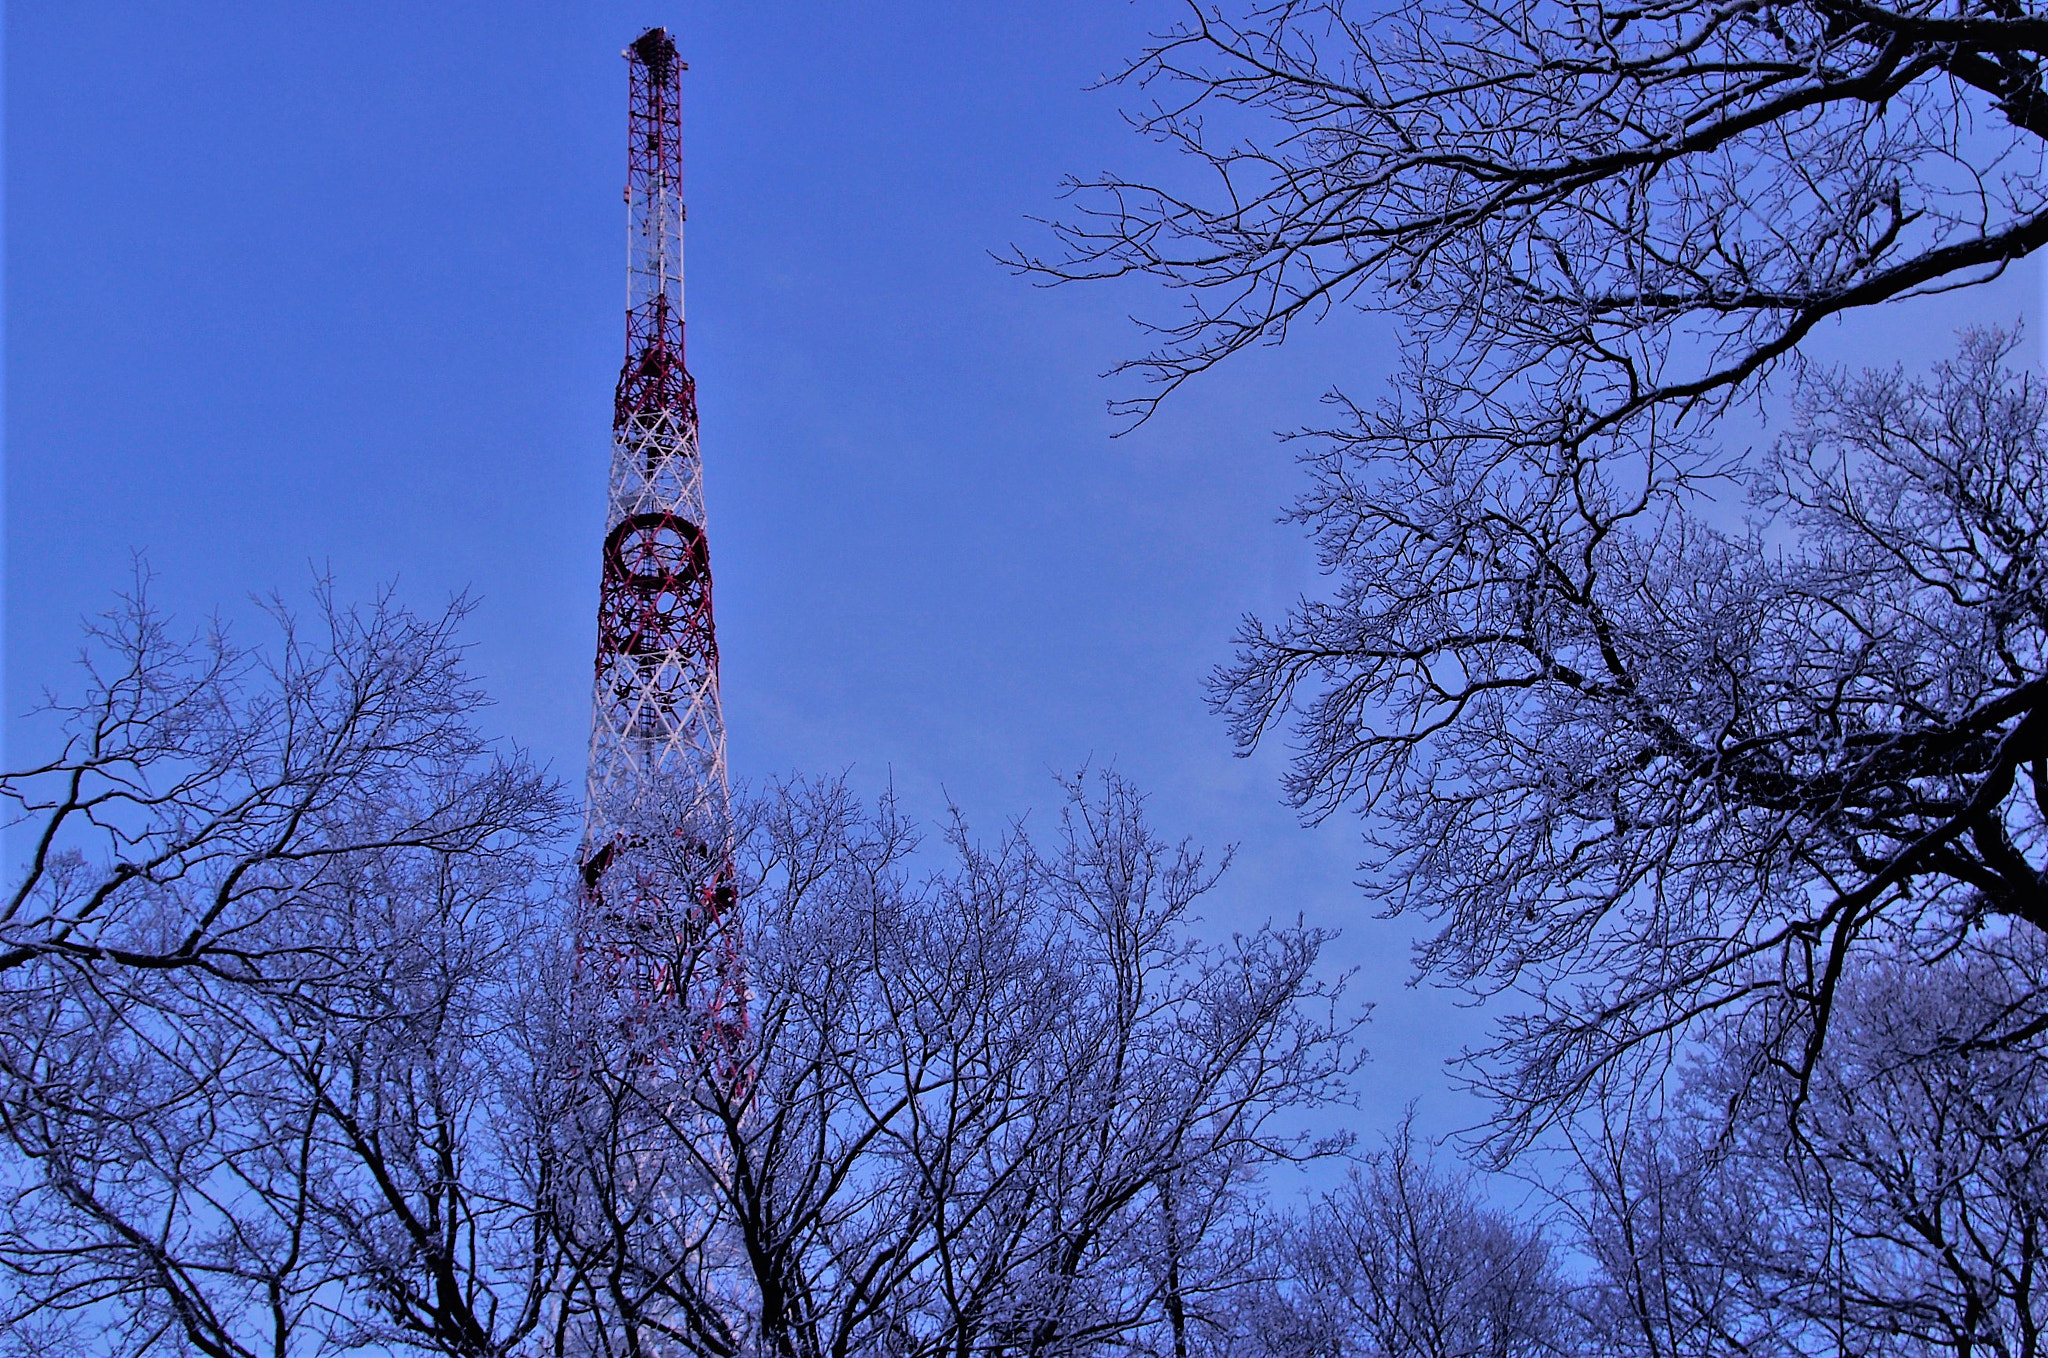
[580,27,742,1059]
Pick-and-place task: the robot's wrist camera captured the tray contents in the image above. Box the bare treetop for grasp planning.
[1216,332,2048,1144]
[0,578,561,986]
[1026,0,2048,429]
[1026,0,2048,1146]
[0,586,1360,1357]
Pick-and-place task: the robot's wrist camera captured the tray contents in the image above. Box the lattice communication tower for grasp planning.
[579,27,742,1058]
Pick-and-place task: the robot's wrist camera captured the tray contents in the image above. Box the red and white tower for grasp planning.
[580,27,741,1059]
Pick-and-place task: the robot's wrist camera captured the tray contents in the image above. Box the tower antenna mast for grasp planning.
[580,26,742,1061]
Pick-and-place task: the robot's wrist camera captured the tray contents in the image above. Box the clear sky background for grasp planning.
[7,2,2040,1151]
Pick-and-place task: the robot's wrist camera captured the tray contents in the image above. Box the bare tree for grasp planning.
[1233,1118,1568,1358]
[1571,931,2048,1358]
[1025,0,2048,431]
[1018,3,2048,1144]
[1228,924,2048,1358]
[1181,302,2048,1145]
[0,583,568,1357]
[1020,0,2048,1141]
[544,770,1366,1358]
[1198,323,2048,1139]
[0,589,1362,1357]
[1,577,554,984]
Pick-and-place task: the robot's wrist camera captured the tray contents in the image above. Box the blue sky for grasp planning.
[8,2,2041,1146]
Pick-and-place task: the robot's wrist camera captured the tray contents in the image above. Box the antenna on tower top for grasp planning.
[629,26,680,81]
